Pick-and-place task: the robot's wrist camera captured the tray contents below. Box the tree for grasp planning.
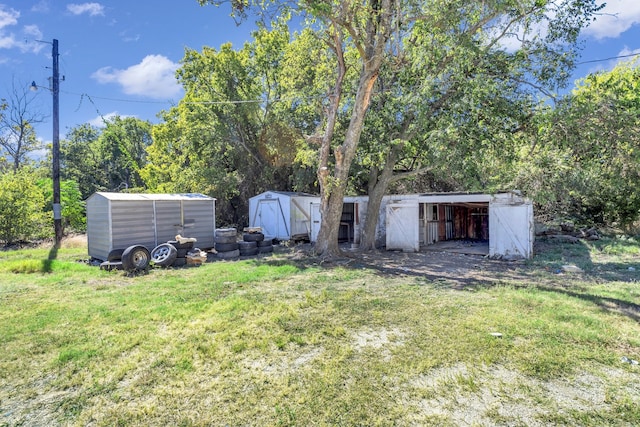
[97,116,152,191]
[142,22,320,225]
[0,79,46,171]
[60,123,103,198]
[0,168,49,244]
[517,58,640,229]
[61,117,153,198]
[200,0,602,256]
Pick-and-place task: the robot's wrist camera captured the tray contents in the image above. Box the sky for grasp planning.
[1,0,640,147]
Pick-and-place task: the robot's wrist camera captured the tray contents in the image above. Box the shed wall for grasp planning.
[86,196,111,262]
[182,200,216,248]
[111,201,157,253]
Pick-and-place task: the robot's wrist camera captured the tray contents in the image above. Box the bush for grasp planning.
[0,169,50,244]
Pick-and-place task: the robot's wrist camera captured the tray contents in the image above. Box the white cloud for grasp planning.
[0,5,44,54]
[66,3,105,17]
[0,6,19,29]
[23,24,42,38]
[31,1,51,13]
[92,55,182,99]
[583,0,640,39]
[88,112,134,127]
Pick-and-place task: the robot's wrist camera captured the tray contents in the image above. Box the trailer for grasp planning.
[86,192,216,262]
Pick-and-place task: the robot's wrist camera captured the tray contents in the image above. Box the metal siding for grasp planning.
[86,194,111,260]
[111,201,157,251]
[182,200,216,248]
[154,201,183,243]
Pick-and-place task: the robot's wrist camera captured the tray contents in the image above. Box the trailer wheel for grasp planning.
[121,245,151,271]
[151,243,178,267]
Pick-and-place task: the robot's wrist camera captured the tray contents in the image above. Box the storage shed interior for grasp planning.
[419,202,490,246]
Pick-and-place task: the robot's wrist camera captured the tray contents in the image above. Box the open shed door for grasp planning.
[252,199,288,239]
[489,201,534,259]
[386,201,419,252]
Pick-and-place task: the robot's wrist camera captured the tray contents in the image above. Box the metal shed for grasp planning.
[249,191,320,241]
[86,192,216,261]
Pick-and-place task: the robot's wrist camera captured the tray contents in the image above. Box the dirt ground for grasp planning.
[276,240,536,289]
[60,233,637,288]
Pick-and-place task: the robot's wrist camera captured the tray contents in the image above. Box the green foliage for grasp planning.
[141,22,320,225]
[38,178,86,232]
[0,168,50,244]
[518,59,640,228]
[61,117,153,199]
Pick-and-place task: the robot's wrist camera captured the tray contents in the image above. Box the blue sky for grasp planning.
[1,0,640,146]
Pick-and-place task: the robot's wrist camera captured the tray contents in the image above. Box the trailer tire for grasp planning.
[257,238,273,247]
[215,228,237,238]
[240,247,259,256]
[121,245,151,271]
[151,243,178,267]
[258,245,274,254]
[238,241,258,250]
[172,257,187,267]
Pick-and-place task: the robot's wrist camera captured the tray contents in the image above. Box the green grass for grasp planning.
[1,238,639,426]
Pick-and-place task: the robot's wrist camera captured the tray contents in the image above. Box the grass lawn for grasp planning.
[1,236,639,426]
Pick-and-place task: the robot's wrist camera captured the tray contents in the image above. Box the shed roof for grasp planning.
[89,192,215,201]
[256,191,319,198]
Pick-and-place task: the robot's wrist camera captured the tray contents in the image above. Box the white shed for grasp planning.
[248,191,320,241]
[384,192,534,259]
[86,192,216,261]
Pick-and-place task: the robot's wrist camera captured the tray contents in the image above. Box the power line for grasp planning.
[61,89,172,104]
[577,52,640,65]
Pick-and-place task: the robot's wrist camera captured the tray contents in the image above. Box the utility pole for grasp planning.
[52,39,62,247]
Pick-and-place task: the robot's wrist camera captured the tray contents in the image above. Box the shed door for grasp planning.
[386,201,419,252]
[489,202,533,259]
[310,202,321,243]
[254,199,288,239]
[154,201,182,245]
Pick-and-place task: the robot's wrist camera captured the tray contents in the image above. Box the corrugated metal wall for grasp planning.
[87,193,216,261]
[111,201,157,252]
[86,196,111,261]
[182,200,215,248]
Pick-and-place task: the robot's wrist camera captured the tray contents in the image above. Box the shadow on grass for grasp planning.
[253,239,640,323]
[536,285,640,323]
[41,245,58,273]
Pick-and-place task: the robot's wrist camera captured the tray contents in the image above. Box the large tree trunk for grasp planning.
[315,67,380,256]
[359,144,402,250]
[313,0,394,256]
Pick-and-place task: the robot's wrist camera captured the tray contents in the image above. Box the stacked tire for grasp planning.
[166,239,194,267]
[243,231,274,255]
[215,228,239,260]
